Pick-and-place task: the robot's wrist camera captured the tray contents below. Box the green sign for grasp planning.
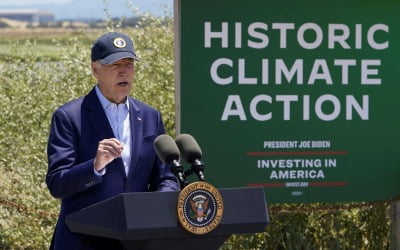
[176,0,400,203]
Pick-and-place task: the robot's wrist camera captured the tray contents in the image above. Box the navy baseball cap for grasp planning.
[91,32,139,64]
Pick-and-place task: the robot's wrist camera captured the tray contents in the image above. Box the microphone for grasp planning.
[153,134,187,188]
[175,134,205,181]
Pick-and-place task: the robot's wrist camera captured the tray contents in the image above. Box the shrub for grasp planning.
[0,35,92,249]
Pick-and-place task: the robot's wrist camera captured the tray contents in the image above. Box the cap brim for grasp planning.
[100,51,140,65]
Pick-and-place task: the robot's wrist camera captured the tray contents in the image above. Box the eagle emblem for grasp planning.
[189,195,211,222]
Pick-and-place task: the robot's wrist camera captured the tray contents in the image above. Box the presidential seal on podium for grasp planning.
[177,181,224,234]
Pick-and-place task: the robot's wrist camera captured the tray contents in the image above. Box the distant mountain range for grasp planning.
[0,0,172,20]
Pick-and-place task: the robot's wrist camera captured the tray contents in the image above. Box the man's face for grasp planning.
[92,58,135,104]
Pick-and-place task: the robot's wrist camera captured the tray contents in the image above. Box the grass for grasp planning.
[0,43,64,61]
[0,29,99,62]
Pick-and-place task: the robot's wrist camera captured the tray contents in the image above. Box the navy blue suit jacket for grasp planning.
[46,87,178,250]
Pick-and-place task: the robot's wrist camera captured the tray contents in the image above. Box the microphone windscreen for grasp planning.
[154,134,180,163]
[175,134,202,163]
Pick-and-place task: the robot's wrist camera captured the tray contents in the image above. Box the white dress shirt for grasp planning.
[95,85,132,176]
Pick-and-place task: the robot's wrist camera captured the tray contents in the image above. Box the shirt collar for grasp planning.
[95,85,130,110]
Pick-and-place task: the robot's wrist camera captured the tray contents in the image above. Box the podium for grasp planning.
[66,187,269,250]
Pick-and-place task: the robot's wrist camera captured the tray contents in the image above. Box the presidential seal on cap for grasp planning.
[113,37,127,48]
[177,181,224,235]
[91,32,139,64]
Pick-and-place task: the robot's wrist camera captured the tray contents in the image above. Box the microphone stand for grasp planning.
[171,160,188,189]
[184,159,205,182]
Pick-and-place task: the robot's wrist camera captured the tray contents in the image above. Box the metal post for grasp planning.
[391,200,400,250]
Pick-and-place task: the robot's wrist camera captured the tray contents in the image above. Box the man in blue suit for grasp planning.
[46,32,178,250]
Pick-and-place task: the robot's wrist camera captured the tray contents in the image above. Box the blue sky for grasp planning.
[0,0,80,5]
[0,0,173,19]
[0,0,171,6]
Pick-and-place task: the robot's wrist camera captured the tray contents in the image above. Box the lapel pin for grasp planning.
[137,117,142,121]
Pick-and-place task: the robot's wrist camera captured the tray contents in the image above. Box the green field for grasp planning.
[0,43,62,59]
[0,29,98,61]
